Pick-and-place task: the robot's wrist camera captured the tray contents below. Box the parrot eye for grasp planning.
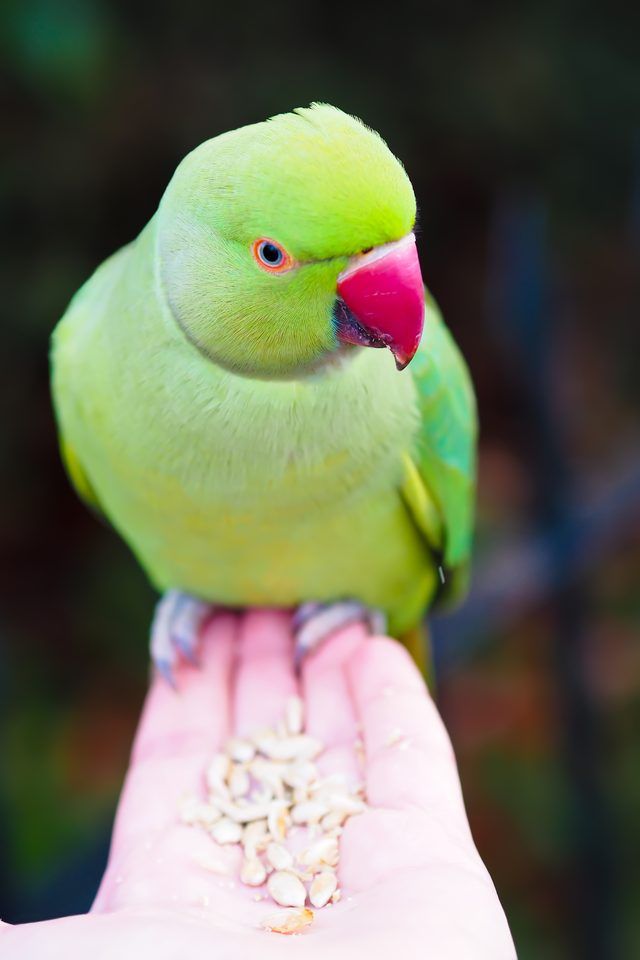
[252,238,293,273]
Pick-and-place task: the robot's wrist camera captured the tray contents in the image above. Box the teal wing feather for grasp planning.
[402,289,478,606]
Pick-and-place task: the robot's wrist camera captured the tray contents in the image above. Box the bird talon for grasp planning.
[173,633,201,666]
[154,658,178,689]
[150,590,213,685]
[291,602,322,631]
[293,600,386,670]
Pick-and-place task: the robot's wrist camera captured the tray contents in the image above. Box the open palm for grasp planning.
[0,611,515,959]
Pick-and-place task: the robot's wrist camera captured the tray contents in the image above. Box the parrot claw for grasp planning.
[293,600,387,671]
[154,658,178,690]
[150,589,212,685]
[291,602,323,631]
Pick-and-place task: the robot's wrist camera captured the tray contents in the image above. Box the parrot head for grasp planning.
[157,104,424,379]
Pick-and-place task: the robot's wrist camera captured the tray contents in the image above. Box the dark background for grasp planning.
[1,1,639,956]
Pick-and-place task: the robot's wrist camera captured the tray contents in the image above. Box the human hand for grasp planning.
[0,610,516,958]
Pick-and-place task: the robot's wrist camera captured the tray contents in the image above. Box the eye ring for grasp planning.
[251,238,294,273]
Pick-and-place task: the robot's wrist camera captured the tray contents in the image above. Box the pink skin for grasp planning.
[0,611,515,959]
[337,234,425,369]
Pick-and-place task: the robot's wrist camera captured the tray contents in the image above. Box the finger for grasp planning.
[109,612,237,849]
[301,623,369,787]
[346,636,471,833]
[232,608,298,737]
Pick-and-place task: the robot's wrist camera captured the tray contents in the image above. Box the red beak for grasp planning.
[335,233,425,370]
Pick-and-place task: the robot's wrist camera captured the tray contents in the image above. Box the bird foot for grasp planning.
[292,600,386,670]
[150,590,212,686]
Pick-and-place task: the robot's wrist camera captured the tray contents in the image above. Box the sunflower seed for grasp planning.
[229,767,250,798]
[309,871,338,908]
[240,856,267,887]
[178,795,199,824]
[266,842,293,871]
[216,798,272,823]
[249,758,285,799]
[227,737,256,763]
[285,696,304,735]
[292,786,310,805]
[179,795,221,826]
[205,753,230,795]
[282,762,316,790]
[197,803,223,826]
[291,800,329,825]
[261,907,314,935]
[320,810,346,831]
[242,819,268,857]
[267,870,307,907]
[194,851,230,874]
[251,726,275,745]
[251,785,275,806]
[298,835,339,868]
[311,773,349,796]
[267,800,289,841]
[256,734,322,763]
[210,817,243,845]
[182,697,369,914]
[324,794,365,817]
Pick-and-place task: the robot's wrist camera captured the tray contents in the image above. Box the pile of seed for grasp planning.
[179,695,366,934]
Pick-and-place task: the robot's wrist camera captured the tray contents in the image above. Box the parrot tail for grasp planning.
[399,620,435,692]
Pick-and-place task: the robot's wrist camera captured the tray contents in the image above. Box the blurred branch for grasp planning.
[432,447,640,670]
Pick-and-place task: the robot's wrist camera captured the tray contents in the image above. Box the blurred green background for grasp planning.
[1,1,639,956]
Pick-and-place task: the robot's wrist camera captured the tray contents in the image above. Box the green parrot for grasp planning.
[51,104,477,679]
